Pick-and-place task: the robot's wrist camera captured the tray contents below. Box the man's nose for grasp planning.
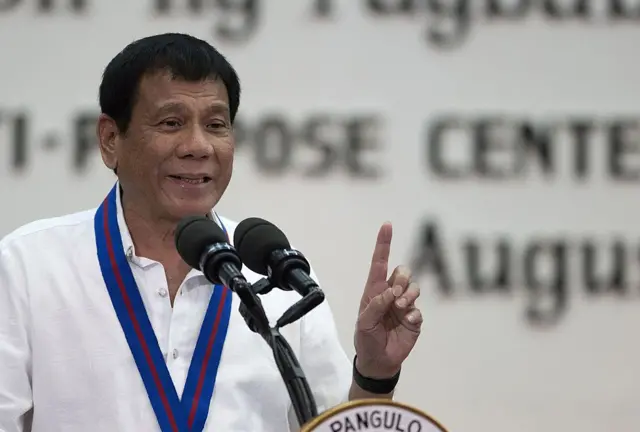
[176,126,213,159]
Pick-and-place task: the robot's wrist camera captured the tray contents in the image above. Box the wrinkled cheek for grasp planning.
[218,142,235,175]
[220,158,234,188]
[216,151,234,197]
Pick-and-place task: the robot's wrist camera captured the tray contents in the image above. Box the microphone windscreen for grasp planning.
[234,217,290,275]
[175,216,227,270]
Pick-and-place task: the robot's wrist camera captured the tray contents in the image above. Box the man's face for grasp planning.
[101,72,234,222]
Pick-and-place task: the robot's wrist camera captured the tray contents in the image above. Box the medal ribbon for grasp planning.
[94,183,232,431]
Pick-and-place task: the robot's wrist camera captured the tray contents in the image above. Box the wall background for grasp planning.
[1,1,640,430]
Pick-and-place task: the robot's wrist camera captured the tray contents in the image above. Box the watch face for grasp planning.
[301,399,448,432]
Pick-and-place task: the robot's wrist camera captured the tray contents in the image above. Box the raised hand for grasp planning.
[354,222,422,378]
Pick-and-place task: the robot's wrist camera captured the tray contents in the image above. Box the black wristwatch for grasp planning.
[352,356,401,394]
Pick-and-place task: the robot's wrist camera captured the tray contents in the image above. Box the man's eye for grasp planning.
[161,119,181,127]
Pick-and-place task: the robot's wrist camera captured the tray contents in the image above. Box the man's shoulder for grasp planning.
[0,208,97,253]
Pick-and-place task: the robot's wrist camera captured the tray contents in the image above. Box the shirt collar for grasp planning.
[114,182,222,260]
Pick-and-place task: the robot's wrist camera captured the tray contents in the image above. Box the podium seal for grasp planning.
[301,399,448,432]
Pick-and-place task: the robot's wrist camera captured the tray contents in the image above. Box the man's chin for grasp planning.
[165,200,215,223]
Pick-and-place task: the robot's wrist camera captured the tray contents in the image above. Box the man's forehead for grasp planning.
[152,100,230,116]
[138,71,228,100]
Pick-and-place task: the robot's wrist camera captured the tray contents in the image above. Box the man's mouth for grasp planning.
[168,175,212,184]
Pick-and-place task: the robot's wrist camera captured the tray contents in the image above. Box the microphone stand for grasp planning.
[235,277,325,427]
[198,246,325,426]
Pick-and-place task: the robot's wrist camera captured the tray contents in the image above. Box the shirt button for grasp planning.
[172,349,179,359]
[158,288,168,297]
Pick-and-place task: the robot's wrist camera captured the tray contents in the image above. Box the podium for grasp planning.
[300,399,448,432]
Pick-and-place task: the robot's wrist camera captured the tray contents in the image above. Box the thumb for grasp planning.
[358,287,397,331]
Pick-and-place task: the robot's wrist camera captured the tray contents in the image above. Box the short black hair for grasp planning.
[99,33,241,134]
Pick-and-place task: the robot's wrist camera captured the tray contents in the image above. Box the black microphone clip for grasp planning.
[198,242,242,286]
[268,249,325,328]
[267,249,313,296]
[275,288,324,329]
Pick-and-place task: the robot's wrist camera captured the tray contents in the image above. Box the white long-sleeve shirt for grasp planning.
[0,184,351,432]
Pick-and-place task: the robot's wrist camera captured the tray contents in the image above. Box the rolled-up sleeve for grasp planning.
[0,241,33,432]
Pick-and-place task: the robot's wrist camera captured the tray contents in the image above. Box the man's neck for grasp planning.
[121,195,193,303]
[121,197,180,263]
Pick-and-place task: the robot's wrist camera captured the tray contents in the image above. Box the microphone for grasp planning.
[233,217,325,327]
[233,217,320,297]
[174,216,269,331]
[175,215,245,291]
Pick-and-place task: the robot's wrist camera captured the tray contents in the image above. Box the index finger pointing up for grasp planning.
[366,222,393,286]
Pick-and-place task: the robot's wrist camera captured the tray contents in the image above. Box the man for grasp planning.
[0,33,422,431]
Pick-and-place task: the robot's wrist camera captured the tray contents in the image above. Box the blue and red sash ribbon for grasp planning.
[94,184,232,432]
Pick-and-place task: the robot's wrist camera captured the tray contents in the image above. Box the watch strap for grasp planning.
[352,356,400,394]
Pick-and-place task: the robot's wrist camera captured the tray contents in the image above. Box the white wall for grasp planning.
[1,1,640,430]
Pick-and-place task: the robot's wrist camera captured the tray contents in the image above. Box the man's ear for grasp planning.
[96,114,119,171]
